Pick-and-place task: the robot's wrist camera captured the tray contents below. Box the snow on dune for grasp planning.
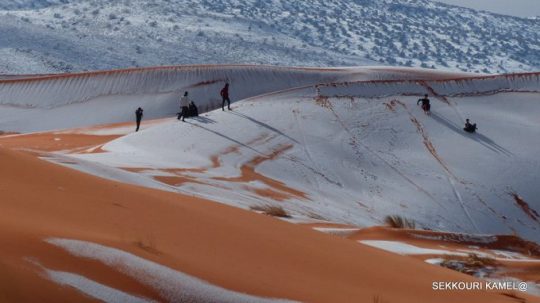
[312,227,361,237]
[0,66,343,108]
[2,66,539,244]
[0,65,472,132]
[41,152,175,192]
[46,238,298,303]
[360,240,540,263]
[317,72,540,99]
[61,71,540,243]
[0,65,341,132]
[44,268,155,303]
[360,240,469,256]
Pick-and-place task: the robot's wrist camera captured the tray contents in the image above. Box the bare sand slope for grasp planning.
[0,118,171,154]
[2,147,538,303]
[0,132,120,153]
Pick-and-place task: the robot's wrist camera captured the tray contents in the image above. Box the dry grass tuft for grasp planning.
[307,212,327,221]
[384,215,416,229]
[314,95,332,108]
[250,205,291,218]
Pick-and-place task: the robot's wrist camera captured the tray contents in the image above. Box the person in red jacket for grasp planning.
[220,83,231,111]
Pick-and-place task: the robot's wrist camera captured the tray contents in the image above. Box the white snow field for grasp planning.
[1,65,539,244]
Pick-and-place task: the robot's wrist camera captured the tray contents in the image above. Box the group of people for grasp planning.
[134,83,232,130]
[417,94,477,133]
[177,92,199,122]
[136,87,477,134]
[177,82,230,121]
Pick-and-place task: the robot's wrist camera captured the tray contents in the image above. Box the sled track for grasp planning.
[292,108,342,189]
[391,100,461,182]
[316,95,447,210]
[390,98,518,233]
[449,176,480,232]
[391,99,481,232]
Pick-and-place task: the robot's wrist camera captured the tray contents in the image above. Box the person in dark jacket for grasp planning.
[220,83,231,111]
[464,118,477,133]
[135,107,143,131]
[417,94,431,114]
[188,101,199,117]
[177,91,191,122]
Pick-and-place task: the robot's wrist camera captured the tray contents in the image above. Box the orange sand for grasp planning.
[214,144,308,200]
[0,133,120,153]
[1,146,538,303]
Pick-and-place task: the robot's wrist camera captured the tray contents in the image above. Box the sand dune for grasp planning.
[1,147,536,302]
[1,65,539,302]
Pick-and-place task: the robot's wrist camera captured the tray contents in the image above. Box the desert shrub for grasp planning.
[250,205,291,218]
[439,253,498,277]
[384,215,416,229]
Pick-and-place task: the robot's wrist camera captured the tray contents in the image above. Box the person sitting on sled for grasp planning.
[464,118,477,133]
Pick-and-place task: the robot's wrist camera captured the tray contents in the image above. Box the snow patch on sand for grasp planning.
[46,238,298,303]
[366,240,540,263]
[360,240,468,256]
[411,233,498,244]
[358,240,467,257]
[312,227,360,237]
[45,269,155,303]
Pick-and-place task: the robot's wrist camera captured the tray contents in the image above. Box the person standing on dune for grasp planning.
[178,91,191,122]
[221,83,231,111]
[135,107,143,132]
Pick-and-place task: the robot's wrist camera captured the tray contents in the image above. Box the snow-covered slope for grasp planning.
[0,0,538,74]
[0,65,472,132]
[318,73,540,98]
[5,67,534,243]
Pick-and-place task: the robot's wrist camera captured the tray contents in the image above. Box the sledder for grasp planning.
[417,94,431,114]
[464,118,477,133]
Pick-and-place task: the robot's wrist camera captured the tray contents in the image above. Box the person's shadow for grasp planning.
[430,112,513,157]
[184,121,264,156]
[190,116,216,124]
[227,111,300,144]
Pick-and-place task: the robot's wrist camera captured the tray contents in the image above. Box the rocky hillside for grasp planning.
[0,0,538,73]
